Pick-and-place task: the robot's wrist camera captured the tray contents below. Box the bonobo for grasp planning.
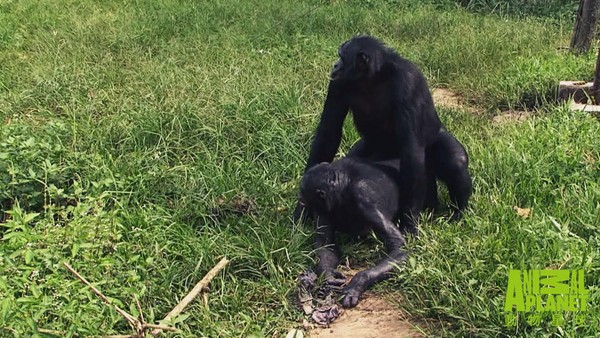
[299,157,408,308]
[294,35,472,230]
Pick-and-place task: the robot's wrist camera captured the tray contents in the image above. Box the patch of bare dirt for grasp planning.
[306,265,423,338]
[432,88,481,115]
[308,293,422,338]
[432,88,466,111]
[211,195,256,218]
[432,88,533,123]
[492,110,532,124]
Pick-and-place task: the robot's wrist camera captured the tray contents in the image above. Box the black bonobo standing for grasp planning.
[294,35,472,231]
[299,157,407,308]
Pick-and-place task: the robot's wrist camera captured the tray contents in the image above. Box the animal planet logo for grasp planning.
[503,270,590,327]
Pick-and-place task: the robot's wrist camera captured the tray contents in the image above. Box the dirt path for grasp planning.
[309,292,423,338]
[432,87,533,123]
[432,88,470,111]
[304,265,424,338]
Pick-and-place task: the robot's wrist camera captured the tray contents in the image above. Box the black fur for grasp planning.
[294,35,472,229]
[299,157,407,308]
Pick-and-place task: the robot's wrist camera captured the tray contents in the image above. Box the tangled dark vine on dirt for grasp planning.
[296,270,343,325]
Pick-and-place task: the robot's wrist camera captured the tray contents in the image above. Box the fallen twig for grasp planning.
[151,257,229,336]
[36,329,135,338]
[63,262,139,329]
[37,328,76,336]
[63,262,178,337]
[61,258,228,337]
[144,323,178,332]
[134,295,144,324]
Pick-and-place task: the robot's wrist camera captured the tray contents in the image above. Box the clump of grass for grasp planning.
[392,106,599,337]
[446,0,578,21]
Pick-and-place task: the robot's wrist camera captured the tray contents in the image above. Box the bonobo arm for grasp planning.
[314,215,346,286]
[342,209,408,308]
[293,83,348,224]
[304,82,349,171]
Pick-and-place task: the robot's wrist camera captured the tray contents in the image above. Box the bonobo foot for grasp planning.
[450,209,463,222]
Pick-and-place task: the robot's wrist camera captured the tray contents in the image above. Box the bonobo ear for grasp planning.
[316,189,326,199]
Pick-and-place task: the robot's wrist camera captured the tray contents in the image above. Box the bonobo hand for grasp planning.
[322,270,346,286]
[341,271,368,307]
[292,201,312,224]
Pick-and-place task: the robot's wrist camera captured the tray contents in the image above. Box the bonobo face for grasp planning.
[330,36,384,82]
[299,163,341,214]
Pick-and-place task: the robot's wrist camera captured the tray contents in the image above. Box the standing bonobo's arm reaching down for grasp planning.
[394,108,427,234]
[293,83,349,223]
[305,84,349,171]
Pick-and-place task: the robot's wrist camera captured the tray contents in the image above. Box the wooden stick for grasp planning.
[134,295,145,324]
[63,262,138,327]
[37,329,137,338]
[143,323,178,331]
[151,257,229,336]
[37,329,76,336]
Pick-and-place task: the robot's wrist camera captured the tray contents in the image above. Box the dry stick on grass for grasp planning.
[151,257,230,336]
[63,262,177,337]
[63,262,139,329]
[37,328,137,338]
[134,295,145,324]
[61,258,228,337]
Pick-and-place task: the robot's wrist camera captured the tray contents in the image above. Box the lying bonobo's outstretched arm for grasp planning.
[314,215,346,286]
[293,84,349,223]
[342,209,408,308]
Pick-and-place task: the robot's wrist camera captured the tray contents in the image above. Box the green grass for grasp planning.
[1,0,598,337]
[433,0,578,21]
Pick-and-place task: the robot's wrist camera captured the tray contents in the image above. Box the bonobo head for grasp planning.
[299,162,350,214]
[330,35,388,82]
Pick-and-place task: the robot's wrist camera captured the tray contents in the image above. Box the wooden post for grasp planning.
[570,0,600,54]
[590,47,600,103]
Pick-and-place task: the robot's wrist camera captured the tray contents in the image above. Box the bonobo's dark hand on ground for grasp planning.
[323,270,346,287]
[341,271,370,308]
[292,201,306,224]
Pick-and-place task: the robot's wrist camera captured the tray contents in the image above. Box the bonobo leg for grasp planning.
[347,139,370,158]
[398,143,426,235]
[342,209,408,308]
[315,216,346,286]
[348,139,396,161]
[429,131,472,220]
[424,156,439,211]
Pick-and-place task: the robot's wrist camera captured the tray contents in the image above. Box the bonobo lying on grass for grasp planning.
[299,156,411,308]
